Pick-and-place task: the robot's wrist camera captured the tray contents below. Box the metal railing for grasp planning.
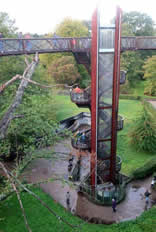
[71,137,91,149]
[1,36,156,56]
[80,181,126,205]
[70,90,91,105]
[0,37,91,55]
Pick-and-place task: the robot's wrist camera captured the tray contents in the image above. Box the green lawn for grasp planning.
[0,188,156,232]
[118,99,156,175]
[53,95,89,121]
[53,95,156,176]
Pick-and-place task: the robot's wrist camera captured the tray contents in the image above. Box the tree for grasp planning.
[121,11,156,88]
[0,12,17,37]
[48,56,80,85]
[55,18,89,37]
[40,18,90,86]
[129,102,156,153]
[122,11,155,36]
[143,56,156,96]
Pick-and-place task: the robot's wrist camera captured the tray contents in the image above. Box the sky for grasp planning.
[0,0,156,34]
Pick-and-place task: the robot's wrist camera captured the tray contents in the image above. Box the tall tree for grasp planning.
[48,56,80,85]
[121,11,156,87]
[55,18,89,37]
[143,55,156,96]
[40,18,90,86]
[0,12,17,37]
[122,11,155,36]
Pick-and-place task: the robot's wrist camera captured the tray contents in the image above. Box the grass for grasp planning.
[53,95,89,121]
[0,188,156,232]
[118,100,156,175]
[132,80,145,96]
[53,95,156,176]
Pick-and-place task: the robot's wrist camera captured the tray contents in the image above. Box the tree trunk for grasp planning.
[0,53,39,139]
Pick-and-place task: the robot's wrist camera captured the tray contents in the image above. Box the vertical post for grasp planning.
[110,7,122,183]
[91,9,98,188]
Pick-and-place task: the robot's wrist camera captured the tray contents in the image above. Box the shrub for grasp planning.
[131,158,156,179]
[129,102,156,153]
[0,93,58,160]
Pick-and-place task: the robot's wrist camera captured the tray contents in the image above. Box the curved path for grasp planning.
[149,100,156,109]
[23,139,153,224]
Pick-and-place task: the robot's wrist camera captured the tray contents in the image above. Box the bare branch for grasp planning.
[19,77,74,89]
[8,170,78,229]
[24,57,30,67]
[0,75,20,94]
[0,162,32,232]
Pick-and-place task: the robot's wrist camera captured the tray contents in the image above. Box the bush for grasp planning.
[131,158,156,179]
[0,93,58,160]
[119,95,142,100]
[129,102,156,153]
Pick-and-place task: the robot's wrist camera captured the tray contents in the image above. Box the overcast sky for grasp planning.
[1,0,156,34]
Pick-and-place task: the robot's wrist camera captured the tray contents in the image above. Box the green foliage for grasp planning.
[143,56,156,96]
[121,51,144,85]
[0,187,156,232]
[121,11,156,89]
[0,88,58,159]
[48,56,81,85]
[129,102,156,153]
[77,64,90,88]
[0,12,17,37]
[122,11,155,36]
[131,158,156,179]
[119,95,143,100]
[40,18,89,86]
[0,56,25,83]
[55,18,89,37]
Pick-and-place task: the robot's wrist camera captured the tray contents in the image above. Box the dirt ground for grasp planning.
[21,138,155,224]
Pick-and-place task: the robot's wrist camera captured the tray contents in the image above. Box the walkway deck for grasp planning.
[1,36,156,56]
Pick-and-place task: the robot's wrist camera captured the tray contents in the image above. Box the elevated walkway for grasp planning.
[1,36,156,57]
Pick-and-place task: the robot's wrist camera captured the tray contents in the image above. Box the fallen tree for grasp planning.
[0,53,39,139]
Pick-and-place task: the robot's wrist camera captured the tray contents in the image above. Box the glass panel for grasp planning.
[98,53,114,107]
[99,29,115,50]
[98,109,112,139]
[97,141,111,159]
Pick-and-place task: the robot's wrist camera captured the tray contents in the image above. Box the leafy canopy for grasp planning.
[48,56,80,85]
[143,56,156,96]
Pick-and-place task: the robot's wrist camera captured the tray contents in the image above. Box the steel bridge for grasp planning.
[1,36,156,56]
[1,36,156,72]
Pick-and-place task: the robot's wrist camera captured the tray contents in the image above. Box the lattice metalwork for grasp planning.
[0,37,91,55]
[1,36,156,56]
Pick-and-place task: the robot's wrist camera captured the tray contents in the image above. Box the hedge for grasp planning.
[130,158,156,180]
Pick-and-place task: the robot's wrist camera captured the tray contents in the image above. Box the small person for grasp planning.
[68,163,73,172]
[112,197,117,212]
[144,189,151,210]
[18,32,23,50]
[66,191,71,210]
[0,32,4,53]
[80,132,86,144]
